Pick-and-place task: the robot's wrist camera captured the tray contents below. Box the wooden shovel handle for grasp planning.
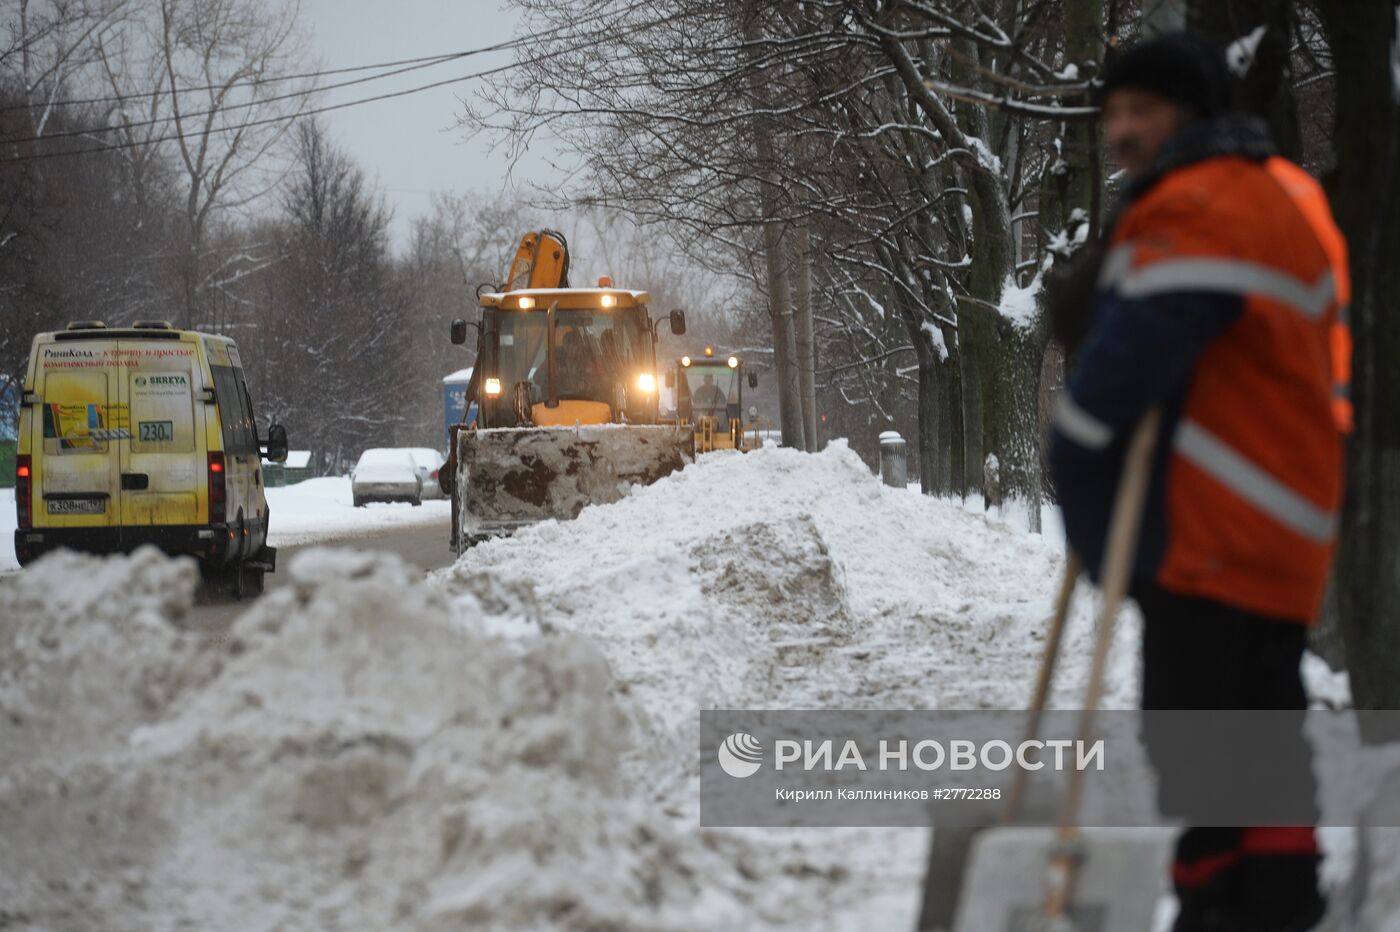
[1046,409,1161,917]
[1001,553,1080,825]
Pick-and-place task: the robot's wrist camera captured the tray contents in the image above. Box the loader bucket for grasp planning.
[456,424,694,542]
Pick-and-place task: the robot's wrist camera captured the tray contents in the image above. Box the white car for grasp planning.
[405,447,447,500]
[351,448,424,507]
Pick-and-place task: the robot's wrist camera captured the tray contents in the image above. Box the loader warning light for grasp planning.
[485,377,503,397]
[704,346,714,357]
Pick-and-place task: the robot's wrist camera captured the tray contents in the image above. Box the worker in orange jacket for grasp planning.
[1047,33,1350,932]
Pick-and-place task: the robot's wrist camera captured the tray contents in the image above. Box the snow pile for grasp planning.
[1,488,16,572]
[0,547,769,931]
[445,441,1138,804]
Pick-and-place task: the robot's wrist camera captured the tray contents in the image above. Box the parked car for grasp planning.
[351,448,423,507]
[405,447,447,500]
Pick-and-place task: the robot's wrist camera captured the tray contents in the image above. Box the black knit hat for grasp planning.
[1098,32,1232,117]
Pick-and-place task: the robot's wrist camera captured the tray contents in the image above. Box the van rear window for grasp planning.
[210,364,257,456]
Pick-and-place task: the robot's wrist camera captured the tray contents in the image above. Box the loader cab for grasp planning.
[667,348,760,451]
[471,287,677,429]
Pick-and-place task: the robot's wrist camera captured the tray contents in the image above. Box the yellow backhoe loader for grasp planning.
[665,346,761,453]
[442,231,693,549]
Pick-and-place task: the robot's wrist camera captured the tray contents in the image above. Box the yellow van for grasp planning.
[12,321,288,596]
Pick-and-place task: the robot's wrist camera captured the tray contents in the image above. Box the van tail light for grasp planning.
[15,455,31,530]
[208,452,227,524]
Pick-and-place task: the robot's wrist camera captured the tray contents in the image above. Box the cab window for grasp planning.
[210,364,256,455]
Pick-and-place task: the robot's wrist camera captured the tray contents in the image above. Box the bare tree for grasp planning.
[149,0,314,329]
[252,119,408,471]
[1316,0,1400,717]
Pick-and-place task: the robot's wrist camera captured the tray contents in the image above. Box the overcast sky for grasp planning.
[298,0,554,252]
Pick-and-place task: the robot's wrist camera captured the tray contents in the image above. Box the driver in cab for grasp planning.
[691,373,727,422]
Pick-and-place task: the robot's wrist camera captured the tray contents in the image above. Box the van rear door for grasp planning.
[207,344,260,534]
[118,339,201,527]
[36,342,123,530]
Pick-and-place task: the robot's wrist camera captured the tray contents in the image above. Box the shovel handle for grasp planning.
[1001,554,1080,824]
[1046,409,1161,915]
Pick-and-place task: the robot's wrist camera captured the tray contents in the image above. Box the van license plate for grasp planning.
[47,498,105,515]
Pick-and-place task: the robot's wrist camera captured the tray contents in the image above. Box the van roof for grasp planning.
[39,326,233,344]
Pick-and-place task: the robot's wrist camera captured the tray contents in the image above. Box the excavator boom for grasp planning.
[504,230,570,292]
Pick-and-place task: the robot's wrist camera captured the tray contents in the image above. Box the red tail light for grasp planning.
[208,452,227,523]
[15,455,31,530]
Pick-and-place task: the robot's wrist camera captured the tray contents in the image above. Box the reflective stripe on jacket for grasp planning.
[1049,138,1349,624]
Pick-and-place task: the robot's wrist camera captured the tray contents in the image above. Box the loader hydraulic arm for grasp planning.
[504,230,570,291]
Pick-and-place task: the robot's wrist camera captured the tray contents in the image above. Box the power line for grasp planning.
[1,0,649,116]
[4,51,472,147]
[3,4,630,149]
[0,8,674,166]
[0,49,485,114]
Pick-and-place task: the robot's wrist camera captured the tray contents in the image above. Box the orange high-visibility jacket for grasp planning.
[1050,124,1350,624]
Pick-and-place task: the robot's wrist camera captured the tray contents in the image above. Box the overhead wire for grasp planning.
[0,0,663,162]
[0,48,484,114]
[4,51,480,147]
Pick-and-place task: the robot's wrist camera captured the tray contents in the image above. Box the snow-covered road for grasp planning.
[0,477,450,573]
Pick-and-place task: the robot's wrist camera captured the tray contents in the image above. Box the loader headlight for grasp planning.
[727,356,739,369]
[681,356,691,367]
[637,373,656,393]
[601,294,616,308]
[485,377,502,397]
[517,297,535,310]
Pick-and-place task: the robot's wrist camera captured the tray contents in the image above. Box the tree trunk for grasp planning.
[1318,0,1400,718]
[181,236,200,331]
[794,224,818,450]
[941,320,966,497]
[933,354,952,492]
[916,354,939,493]
[743,6,805,450]
[956,52,1015,510]
[960,321,985,501]
[763,230,804,450]
[1005,315,1049,533]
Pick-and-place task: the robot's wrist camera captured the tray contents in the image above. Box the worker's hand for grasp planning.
[1045,244,1104,357]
